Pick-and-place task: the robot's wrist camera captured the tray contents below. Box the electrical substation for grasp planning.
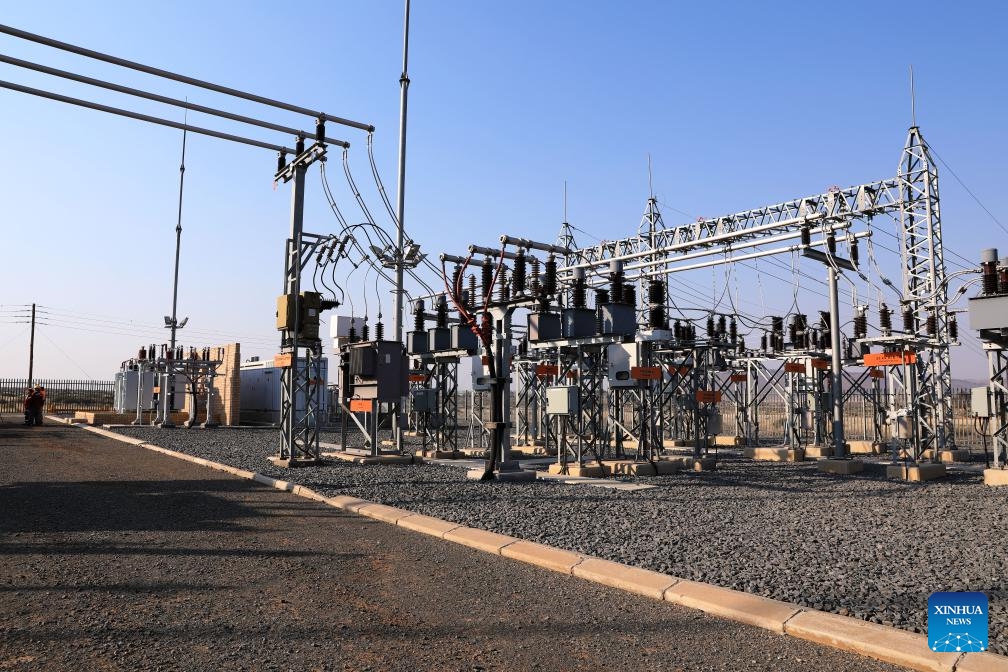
[4,11,1008,667]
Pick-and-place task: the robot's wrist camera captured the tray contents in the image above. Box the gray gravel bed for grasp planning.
[112,425,1008,655]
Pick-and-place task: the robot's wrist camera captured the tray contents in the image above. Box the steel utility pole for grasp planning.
[392,0,411,452]
[392,0,410,346]
[162,123,188,427]
[27,303,35,387]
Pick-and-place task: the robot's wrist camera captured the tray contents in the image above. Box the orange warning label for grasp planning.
[349,399,373,412]
[631,366,662,381]
[863,351,917,367]
[695,390,722,404]
[274,353,293,368]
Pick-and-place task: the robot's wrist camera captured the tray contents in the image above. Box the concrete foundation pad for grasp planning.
[712,435,747,447]
[784,609,960,672]
[602,460,657,477]
[654,459,683,475]
[685,457,717,472]
[501,540,584,574]
[267,456,326,468]
[817,459,864,475]
[984,468,1008,486]
[803,444,833,459]
[466,468,538,482]
[664,580,801,634]
[572,557,678,600]
[886,463,947,482]
[743,447,805,462]
[938,449,972,463]
[847,440,878,455]
[547,462,609,478]
[325,452,421,465]
[424,450,461,459]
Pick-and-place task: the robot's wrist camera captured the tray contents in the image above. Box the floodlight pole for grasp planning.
[163,125,187,427]
[392,0,411,451]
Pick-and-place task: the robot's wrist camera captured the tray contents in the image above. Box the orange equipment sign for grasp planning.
[783,362,805,373]
[535,364,559,377]
[869,368,885,379]
[729,373,747,383]
[274,353,293,368]
[668,365,691,377]
[695,390,722,404]
[408,374,426,383]
[349,399,373,413]
[863,351,917,367]
[630,366,662,381]
[810,358,830,370]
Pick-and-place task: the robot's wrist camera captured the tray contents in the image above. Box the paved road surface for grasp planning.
[0,419,906,671]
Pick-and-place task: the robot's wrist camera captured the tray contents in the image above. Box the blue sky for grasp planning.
[1,1,1005,381]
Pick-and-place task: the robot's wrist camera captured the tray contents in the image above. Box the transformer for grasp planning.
[342,341,408,403]
[599,303,635,336]
[561,307,596,339]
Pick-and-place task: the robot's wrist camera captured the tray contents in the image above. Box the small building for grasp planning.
[239,356,329,425]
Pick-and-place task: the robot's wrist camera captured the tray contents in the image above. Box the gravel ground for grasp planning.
[112,425,1008,655]
[1,419,911,671]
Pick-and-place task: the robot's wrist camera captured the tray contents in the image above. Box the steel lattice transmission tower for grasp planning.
[898,125,954,450]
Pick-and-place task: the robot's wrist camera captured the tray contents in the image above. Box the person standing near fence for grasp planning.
[25,385,45,426]
[22,387,33,426]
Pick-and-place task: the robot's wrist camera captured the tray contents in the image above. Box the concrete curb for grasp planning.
[68,421,1008,672]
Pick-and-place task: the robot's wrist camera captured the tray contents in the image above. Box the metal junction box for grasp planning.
[561,308,596,339]
[428,327,451,351]
[606,343,640,388]
[407,330,429,355]
[971,386,991,417]
[528,312,561,341]
[276,291,321,340]
[344,341,407,403]
[600,303,636,336]
[546,385,579,416]
[450,324,479,353]
[410,388,438,413]
[968,294,1008,331]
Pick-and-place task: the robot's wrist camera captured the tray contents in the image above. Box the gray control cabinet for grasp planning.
[546,385,579,415]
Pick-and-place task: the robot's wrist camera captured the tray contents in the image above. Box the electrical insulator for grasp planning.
[622,285,636,308]
[349,323,357,343]
[375,320,385,341]
[165,345,172,360]
[572,268,587,309]
[673,320,682,340]
[276,151,287,174]
[596,288,610,305]
[361,321,370,342]
[648,280,665,329]
[716,314,726,336]
[788,320,797,346]
[499,270,510,302]
[950,315,958,340]
[879,304,892,333]
[827,234,836,255]
[800,225,811,247]
[139,347,146,360]
[850,240,859,267]
[706,315,715,338]
[926,312,937,337]
[999,261,1008,294]
[610,260,624,305]
[544,254,558,296]
[760,333,768,351]
[595,304,604,333]
[481,257,494,300]
[795,313,807,335]
[413,300,425,331]
[981,251,999,294]
[295,135,305,156]
[853,309,868,340]
[845,340,853,360]
[513,248,527,294]
[468,275,477,311]
[315,117,325,145]
[436,296,448,328]
[530,257,541,294]
[771,315,783,336]
[729,317,737,344]
[738,336,745,352]
[902,307,914,333]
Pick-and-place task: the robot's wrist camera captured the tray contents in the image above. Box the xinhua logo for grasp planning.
[928,592,988,653]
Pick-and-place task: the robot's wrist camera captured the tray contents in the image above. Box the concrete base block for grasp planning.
[886,463,947,482]
[325,452,422,466]
[665,438,712,449]
[803,445,833,459]
[712,435,747,447]
[685,457,717,472]
[743,447,804,462]
[655,458,683,475]
[848,440,878,455]
[817,459,864,475]
[466,468,538,482]
[984,468,1008,486]
[602,460,657,477]
[547,462,608,478]
[937,449,971,463]
[425,450,460,459]
[267,456,326,468]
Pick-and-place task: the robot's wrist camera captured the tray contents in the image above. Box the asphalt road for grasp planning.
[0,418,906,671]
